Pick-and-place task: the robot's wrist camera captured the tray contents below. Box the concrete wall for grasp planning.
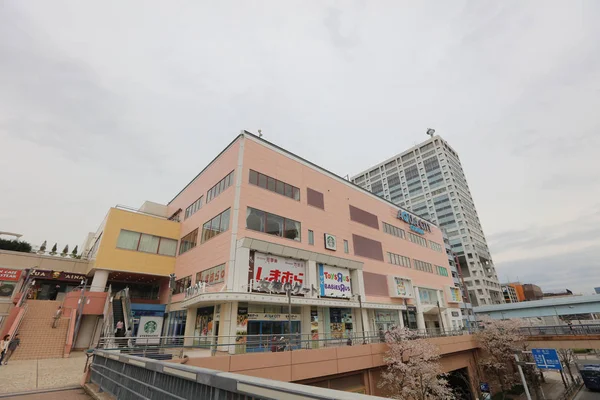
[182,334,478,383]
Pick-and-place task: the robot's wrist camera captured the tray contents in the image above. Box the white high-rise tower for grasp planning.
[352,133,503,307]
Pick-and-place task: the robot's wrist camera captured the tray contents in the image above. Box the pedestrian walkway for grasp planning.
[11,300,71,360]
[0,352,87,395]
[516,370,577,400]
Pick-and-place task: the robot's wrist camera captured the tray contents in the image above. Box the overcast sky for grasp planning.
[1,1,599,294]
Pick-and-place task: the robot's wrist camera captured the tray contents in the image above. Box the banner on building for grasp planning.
[387,276,414,298]
[447,286,462,303]
[247,313,301,321]
[252,252,306,293]
[0,268,22,282]
[318,264,352,298]
[28,269,87,282]
[136,316,164,345]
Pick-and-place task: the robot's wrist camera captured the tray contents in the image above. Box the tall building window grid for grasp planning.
[246,207,301,242]
[408,232,428,247]
[185,196,203,220]
[116,229,178,257]
[206,171,234,203]
[428,240,442,252]
[382,222,406,239]
[249,170,300,201]
[413,259,433,274]
[179,228,199,255]
[201,208,231,243]
[388,252,411,268]
[436,265,449,276]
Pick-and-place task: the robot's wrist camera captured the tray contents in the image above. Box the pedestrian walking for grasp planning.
[52,306,63,328]
[115,320,125,347]
[3,334,20,364]
[125,327,134,348]
[0,335,10,366]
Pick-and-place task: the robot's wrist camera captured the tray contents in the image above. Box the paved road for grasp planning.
[0,388,91,400]
[575,387,600,399]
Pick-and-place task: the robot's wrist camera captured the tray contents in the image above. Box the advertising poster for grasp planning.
[310,309,319,340]
[197,264,226,285]
[449,287,461,303]
[236,307,248,344]
[395,278,408,296]
[0,268,21,281]
[136,316,164,345]
[318,264,352,298]
[253,252,306,292]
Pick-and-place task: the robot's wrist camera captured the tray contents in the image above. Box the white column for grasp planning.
[90,269,109,292]
[301,306,311,347]
[307,260,318,298]
[232,246,250,292]
[414,287,426,331]
[223,302,239,354]
[183,307,196,346]
[397,309,405,329]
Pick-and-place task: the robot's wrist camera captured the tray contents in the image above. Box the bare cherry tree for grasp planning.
[557,348,576,385]
[379,327,454,400]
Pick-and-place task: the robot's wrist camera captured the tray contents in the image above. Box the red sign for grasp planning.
[0,268,21,282]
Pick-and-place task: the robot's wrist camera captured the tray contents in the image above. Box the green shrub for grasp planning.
[0,238,32,253]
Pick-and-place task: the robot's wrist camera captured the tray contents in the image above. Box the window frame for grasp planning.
[246,206,301,242]
[206,171,234,204]
[201,208,231,244]
[116,229,177,257]
[249,170,300,201]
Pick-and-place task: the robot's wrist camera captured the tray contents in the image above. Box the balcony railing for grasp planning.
[97,328,471,359]
[520,324,600,337]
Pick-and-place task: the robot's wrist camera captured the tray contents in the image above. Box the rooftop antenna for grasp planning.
[426,128,435,138]
[258,129,263,138]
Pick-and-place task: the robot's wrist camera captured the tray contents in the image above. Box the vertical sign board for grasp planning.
[531,348,562,370]
[136,316,164,345]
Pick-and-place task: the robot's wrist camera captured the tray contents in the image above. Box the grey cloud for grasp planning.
[496,243,600,294]
[323,7,359,50]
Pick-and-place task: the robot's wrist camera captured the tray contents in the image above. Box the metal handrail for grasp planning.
[9,303,28,342]
[97,328,472,357]
[520,324,600,337]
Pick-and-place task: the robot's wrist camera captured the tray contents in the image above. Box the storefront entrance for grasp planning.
[194,306,215,346]
[329,308,353,339]
[246,320,301,352]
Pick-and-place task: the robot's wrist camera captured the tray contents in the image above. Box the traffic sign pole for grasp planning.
[514,353,533,400]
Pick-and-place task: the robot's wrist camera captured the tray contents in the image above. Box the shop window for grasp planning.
[246,207,301,241]
[206,171,234,203]
[201,208,231,243]
[116,229,177,257]
[249,169,300,201]
[179,228,198,254]
[185,196,203,220]
[174,276,192,294]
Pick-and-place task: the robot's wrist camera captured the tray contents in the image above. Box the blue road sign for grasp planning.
[480,382,490,393]
[531,348,562,370]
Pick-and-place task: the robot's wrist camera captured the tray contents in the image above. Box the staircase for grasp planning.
[10,300,70,360]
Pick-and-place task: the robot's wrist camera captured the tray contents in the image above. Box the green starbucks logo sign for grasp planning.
[144,320,158,334]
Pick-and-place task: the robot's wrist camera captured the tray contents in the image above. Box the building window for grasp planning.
[344,239,349,254]
[174,276,192,294]
[428,240,443,252]
[249,170,300,201]
[201,208,231,243]
[408,232,428,247]
[116,230,178,256]
[413,259,434,273]
[179,228,198,254]
[388,252,411,268]
[246,207,301,241]
[308,230,314,245]
[436,266,449,276]
[206,171,234,203]
[185,196,204,220]
[382,222,405,239]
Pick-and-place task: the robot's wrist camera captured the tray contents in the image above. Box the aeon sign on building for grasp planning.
[397,210,431,235]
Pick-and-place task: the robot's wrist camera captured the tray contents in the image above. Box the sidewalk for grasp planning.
[0,352,87,395]
[516,370,572,400]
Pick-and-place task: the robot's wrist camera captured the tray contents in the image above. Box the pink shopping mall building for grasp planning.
[165,131,463,352]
